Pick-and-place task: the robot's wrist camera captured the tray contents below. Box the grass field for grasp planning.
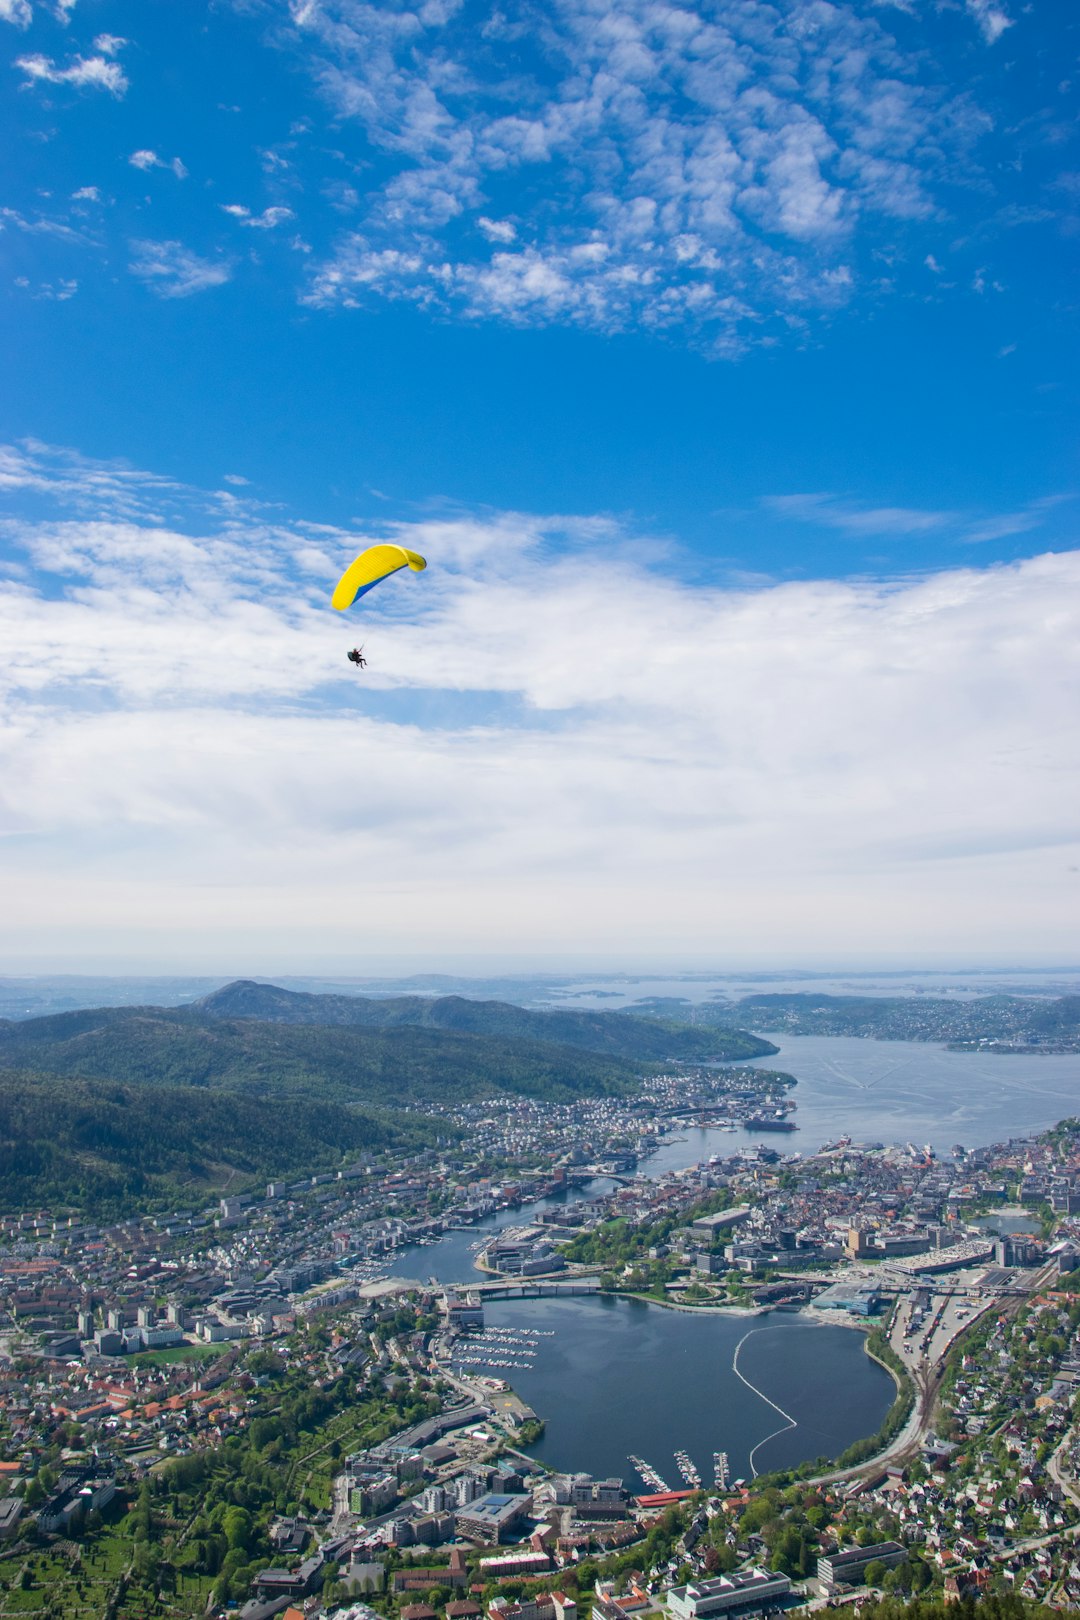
[129,1343,223,1368]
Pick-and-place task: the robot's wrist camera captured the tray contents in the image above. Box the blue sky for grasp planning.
[1,0,1078,971]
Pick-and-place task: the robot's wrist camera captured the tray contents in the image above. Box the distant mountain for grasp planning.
[193,980,777,1062]
[688,991,1080,1049]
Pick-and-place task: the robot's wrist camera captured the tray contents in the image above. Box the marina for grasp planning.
[450,1324,555,1372]
[628,1454,672,1493]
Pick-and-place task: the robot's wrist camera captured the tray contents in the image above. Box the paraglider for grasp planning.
[332,542,427,672]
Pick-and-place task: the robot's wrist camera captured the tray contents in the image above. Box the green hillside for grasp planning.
[0,1067,433,1216]
[0,1006,640,1103]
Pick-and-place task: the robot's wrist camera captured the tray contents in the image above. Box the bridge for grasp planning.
[448,1276,603,1300]
[564,1165,638,1186]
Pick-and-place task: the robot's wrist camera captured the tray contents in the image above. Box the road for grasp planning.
[809,1259,1059,1487]
[1049,1428,1080,1513]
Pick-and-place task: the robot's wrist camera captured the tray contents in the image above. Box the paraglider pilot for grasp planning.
[347,646,367,668]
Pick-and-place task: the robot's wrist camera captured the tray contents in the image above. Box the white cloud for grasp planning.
[71,185,101,202]
[92,32,126,55]
[766,491,1073,546]
[966,0,1013,45]
[16,50,128,95]
[765,493,951,536]
[1,441,1078,963]
[0,0,32,27]
[477,216,516,244]
[286,0,991,352]
[128,240,234,298]
[130,150,187,179]
[15,276,78,300]
[964,496,1074,544]
[221,203,295,229]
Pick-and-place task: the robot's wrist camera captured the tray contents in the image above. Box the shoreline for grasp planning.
[615,1289,762,1317]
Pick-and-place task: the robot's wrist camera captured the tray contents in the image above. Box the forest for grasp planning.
[0,1066,439,1215]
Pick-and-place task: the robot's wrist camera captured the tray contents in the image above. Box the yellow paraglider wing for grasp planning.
[331,543,427,611]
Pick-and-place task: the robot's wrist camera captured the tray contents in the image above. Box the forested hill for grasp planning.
[193,980,777,1062]
[0,990,775,1215]
[0,1007,641,1103]
[0,1066,429,1214]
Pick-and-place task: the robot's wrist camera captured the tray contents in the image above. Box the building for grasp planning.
[845,1226,872,1259]
[570,1477,629,1519]
[812,1283,884,1316]
[479,1550,552,1578]
[38,1476,115,1535]
[816,1541,907,1592]
[445,1292,485,1329]
[691,1209,751,1238]
[0,1498,24,1540]
[667,1571,792,1620]
[456,1492,531,1544]
[489,1595,577,1620]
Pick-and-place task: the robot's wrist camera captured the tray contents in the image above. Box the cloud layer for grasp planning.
[289,0,992,350]
[4,0,1068,357]
[1,441,1077,966]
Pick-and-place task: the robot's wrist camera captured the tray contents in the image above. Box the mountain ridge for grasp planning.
[191,979,778,1062]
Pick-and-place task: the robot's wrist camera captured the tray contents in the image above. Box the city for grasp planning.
[2,1061,1079,1620]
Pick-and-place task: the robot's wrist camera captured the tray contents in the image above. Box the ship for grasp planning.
[744,1114,797,1132]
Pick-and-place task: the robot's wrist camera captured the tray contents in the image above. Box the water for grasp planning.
[378,1032,1077,1477]
[547,970,1079,1006]
[378,1141,895,1480]
[383,1182,607,1286]
[735,1035,1080,1154]
[482,1295,893,1482]
[970,1210,1042,1237]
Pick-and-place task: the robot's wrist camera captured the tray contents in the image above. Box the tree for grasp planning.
[222,1505,252,1553]
[863,1560,888,1588]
